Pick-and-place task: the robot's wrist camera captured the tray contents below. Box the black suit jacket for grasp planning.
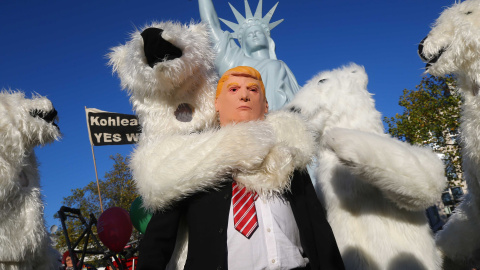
[138,170,345,270]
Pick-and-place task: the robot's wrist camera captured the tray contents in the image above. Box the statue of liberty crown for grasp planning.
[219,0,284,41]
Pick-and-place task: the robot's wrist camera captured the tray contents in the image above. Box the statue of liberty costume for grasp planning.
[199,0,300,110]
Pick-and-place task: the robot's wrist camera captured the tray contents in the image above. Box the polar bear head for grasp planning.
[285,63,383,137]
[0,90,60,202]
[108,21,217,136]
[0,90,60,267]
[419,0,480,93]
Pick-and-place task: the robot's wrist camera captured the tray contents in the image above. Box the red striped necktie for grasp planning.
[232,181,259,238]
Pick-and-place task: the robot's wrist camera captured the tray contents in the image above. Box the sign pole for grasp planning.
[86,106,104,213]
[90,143,104,213]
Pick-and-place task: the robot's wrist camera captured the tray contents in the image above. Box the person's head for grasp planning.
[65,256,73,267]
[62,251,77,267]
[215,66,268,126]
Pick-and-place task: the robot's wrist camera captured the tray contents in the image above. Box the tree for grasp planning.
[384,74,463,187]
[54,153,140,264]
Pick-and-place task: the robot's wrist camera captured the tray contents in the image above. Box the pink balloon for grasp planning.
[97,207,132,252]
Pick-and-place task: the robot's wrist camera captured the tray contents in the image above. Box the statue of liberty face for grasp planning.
[243,24,269,54]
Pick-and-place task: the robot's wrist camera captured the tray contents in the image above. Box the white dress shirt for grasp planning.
[227,195,309,270]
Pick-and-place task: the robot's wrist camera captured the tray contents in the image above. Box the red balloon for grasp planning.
[97,207,132,252]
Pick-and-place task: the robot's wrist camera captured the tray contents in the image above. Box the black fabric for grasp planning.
[138,171,345,270]
[292,263,311,270]
[288,170,345,269]
[141,27,182,68]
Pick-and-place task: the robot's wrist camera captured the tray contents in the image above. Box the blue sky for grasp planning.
[0,0,453,229]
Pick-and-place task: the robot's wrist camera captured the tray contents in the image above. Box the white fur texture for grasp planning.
[109,20,315,210]
[109,22,219,269]
[420,0,480,266]
[420,0,480,88]
[286,63,446,269]
[110,21,315,269]
[0,90,60,270]
[108,21,218,137]
[133,111,315,211]
[133,111,313,270]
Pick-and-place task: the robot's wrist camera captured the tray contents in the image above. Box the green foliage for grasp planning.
[384,74,463,186]
[54,153,140,261]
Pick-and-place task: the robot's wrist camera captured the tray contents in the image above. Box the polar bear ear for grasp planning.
[344,62,364,73]
[344,63,368,87]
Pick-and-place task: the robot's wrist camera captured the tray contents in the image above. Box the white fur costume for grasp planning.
[108,21,218,139]
[286,63,446,270]
[419,0,480,267]
[0,91,60,270]
[109,21,315,269]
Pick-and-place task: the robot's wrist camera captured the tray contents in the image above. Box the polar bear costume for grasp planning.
[0,91,60,270]
[286,63,446,270]
[419,0,480,267]
[109,21,315,269]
